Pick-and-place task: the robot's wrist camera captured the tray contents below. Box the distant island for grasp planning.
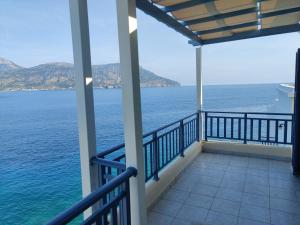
[0,57,180,91]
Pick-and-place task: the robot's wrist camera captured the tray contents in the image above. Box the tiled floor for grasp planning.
[148,153,300,225]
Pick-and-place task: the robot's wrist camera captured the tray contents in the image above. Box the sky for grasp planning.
[0,0,300,85]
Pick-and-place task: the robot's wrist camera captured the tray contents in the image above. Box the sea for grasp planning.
[0,84,288,225]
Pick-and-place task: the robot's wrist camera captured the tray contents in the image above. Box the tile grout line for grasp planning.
[268,159,272,225]
[204,156,228,223]
[236,156,249,225]
[170,156,208,225]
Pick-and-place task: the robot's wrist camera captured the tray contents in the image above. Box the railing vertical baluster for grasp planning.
[250,118,253,141]
[217,117,220,137]
[187,122,189,146]
[192,120,194,142]
[187,122,190,145]
[144,145,148,180]
[125,180,131,225]
[196,114,199,141]
[106,167,112,221]
[195,118,197,140]
[289,115,294,145]
[119,184,125,225]
[267,119,270,142]
[189,121,191,144]
[169,132,171,160]
[177,128,179,154]
[231,118,234,139]
[166,134,168,162]
[238,118,241,140]
[150,141,153,177]
[188,122,190,144]
[190,121,192,143]
[258,119,261,141]
[210,117,213,137]
[205,112,208,141]
[165,134,168,161]
[187,123,189,146]
[190,121,192,144]
[195,118,197,141]
[162,135,165,165]
[98,165,104,225]
[153,132,159,181]
[175,129,178,154]
[191,120,193,142]
[168,133,171,162]
[111,206,118,225]
[224,118,227,138]
[172,130,175,157]
[186,123,189,146]
[180,120,184,157]
[244,113,247,144]
[275,120,279,143]
[284,120,288,144]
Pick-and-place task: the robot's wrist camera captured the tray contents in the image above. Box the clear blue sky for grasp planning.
[0,0,300,85]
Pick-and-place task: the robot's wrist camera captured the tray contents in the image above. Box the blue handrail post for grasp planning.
[204,112,208,141]
[179,120,185,157]
[152,132,160,181]
[244,113,247,144]
[196,111,200,141]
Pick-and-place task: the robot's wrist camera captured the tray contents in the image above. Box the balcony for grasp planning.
[47,111,300,225]
[148,152,300,225]
[47,1,300,224]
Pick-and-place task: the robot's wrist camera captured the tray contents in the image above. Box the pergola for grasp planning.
[137,0,300,45]
[68,1,300,225]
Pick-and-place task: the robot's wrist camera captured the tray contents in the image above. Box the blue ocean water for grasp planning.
[0,84,282,224]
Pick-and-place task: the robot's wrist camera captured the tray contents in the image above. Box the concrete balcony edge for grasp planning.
[202,141,292,161]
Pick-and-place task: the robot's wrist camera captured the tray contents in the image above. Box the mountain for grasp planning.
[0,57,22,72]
[0,58,180,91]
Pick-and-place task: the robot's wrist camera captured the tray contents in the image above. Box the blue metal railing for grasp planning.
[94,111,294,189]
[46,166,137,225]
[94,112,199,184]
[47,110,294,225]
[203,111,294,145]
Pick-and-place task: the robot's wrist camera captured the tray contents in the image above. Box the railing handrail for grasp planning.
[143,112,197,137]
[97,110,294,158]
[92,157,126,170]
[96,112,198,158]
[202,110,294,116]
[97,143,125,158]
[46,167,137,225]
[203,110,293,145]
[97,111,294,158]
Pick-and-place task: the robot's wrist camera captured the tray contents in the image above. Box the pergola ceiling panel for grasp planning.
[189,13,257,32]
[137,0,300,45]
[231,25,257,33]
[152,0,188,6]
[261,0,300,13]
[201,31,231,40]
[262,12,300,29]
[223,13,257,26]
[172,5,210,21]
[214,0,256,13]
[190,21,220,32]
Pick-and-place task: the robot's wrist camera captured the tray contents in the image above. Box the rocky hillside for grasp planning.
[0,57,180,91]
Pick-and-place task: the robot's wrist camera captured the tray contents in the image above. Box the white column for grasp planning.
[69,0,99,218]
[116,0,147,225]
[196,47,203,140]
